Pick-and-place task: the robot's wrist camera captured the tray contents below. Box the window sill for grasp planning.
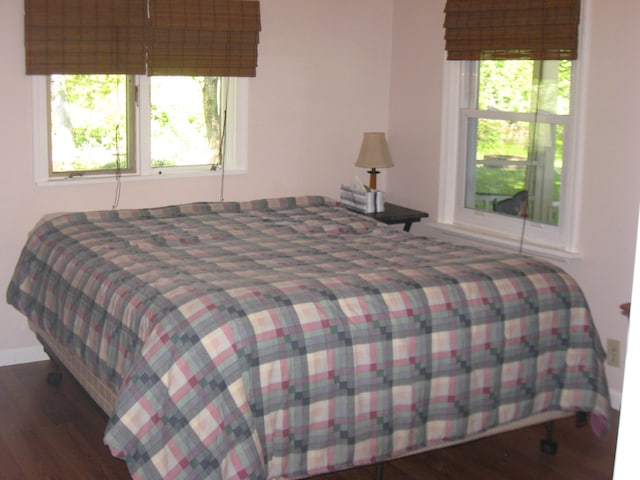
[429,222,582,265]
[35,168,247,188]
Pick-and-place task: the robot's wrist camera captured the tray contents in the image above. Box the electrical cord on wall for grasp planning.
[519,60,546,255]
[112,125,122,210]
[213,77,230,202]
[112,76,123,210]
[518,194,528,255]
[218,104,227,203]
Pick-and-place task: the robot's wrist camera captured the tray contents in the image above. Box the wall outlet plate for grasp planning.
[607,338,621,367]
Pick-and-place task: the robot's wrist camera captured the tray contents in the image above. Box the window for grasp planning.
[25,0,260,184]
[49,75,132,176]
[440,0,585,255]
[35,75,248,182]
[439,58,582,253]
[149,77,226,170]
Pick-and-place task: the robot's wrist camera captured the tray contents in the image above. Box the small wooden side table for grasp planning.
[364,203,429,232]
[621,303,630,318]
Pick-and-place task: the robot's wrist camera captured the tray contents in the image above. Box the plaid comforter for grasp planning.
[7,196,611,480]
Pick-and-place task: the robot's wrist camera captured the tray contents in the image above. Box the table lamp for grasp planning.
[355,132,394,190]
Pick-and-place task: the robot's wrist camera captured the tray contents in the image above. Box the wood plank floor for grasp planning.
[0,361,619,479]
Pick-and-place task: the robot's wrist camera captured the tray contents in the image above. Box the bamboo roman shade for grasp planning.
[24,0,261,76]
[148,0,260,76]
[444,0,581,61]
[25,0,147,74]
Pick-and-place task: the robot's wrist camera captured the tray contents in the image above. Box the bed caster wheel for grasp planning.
[540,439,558,456]
[576,411,588,428]
[47,371,63,386]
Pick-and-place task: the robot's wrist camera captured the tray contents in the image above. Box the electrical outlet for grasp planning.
[607,339,621,367]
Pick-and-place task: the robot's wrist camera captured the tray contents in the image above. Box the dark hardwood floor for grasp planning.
[0,361,619,479]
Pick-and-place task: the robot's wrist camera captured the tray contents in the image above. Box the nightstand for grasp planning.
[364,203,429,232]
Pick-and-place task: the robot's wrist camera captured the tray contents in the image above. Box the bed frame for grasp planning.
[35,324,116,416]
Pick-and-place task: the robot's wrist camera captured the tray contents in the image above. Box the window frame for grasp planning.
[438,2,591,256]
[32,75,249,185]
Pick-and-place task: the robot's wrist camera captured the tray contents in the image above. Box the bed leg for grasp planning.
[375,462,384,480]
[540,421,558,456]
[576,411,588,428]
[47,370,63,386]
[38,335,64,387]
[46,362,63,386]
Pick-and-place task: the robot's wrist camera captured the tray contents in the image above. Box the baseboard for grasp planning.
[609,388,622,411]
[0,345,48,367]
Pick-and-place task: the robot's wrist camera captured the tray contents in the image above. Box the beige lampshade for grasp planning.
[355,132,394,169]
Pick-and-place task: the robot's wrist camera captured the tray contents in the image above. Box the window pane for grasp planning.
[478,60,572,115]
[50,75,130,174]
[150,77,223,168]
[465,59,572,227]
[466,118,564,226]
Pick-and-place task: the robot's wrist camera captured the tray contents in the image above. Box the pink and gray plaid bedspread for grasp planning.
[7,196,611,480]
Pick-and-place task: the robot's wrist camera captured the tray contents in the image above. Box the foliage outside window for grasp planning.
[150,77,226,169]
[48,75,234,178]
[50,75,130,175]
[465,60,572,227]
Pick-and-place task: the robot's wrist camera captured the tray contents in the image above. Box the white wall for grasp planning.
[386,0,443,213]
[0,0,394,362]
[567,0,640,406]
[2,0,639,408]
[387,0,640,407]
[613,207,640,478]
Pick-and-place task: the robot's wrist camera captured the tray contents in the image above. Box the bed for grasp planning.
[6,195,611,480]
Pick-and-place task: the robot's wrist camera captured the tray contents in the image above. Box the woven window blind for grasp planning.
[25,0,147,74]
[148,0,260,76]
[24,0,261,76]
[444,0,581,61]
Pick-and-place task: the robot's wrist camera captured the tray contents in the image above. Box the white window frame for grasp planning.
[32,76,249,185]
[438,0,591,257]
